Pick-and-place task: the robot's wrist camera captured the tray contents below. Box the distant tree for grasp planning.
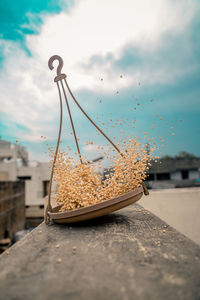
[161,152,199,160]
[175,151,197,159]
[161,155,172,159]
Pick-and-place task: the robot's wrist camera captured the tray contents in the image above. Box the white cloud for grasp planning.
[26,0,197,90]
[0,0,198,159]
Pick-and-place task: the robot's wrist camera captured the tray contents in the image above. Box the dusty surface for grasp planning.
[0,204,200,300]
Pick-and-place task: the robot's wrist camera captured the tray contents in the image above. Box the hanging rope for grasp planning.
[60,80,83,164]
[45,81,63,224]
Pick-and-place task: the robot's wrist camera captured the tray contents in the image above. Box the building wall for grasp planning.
[170,171,182,180]
[0,140,28,163]
[18,163,50,206]
[0,161,51,206]
[0,162,18,181]
[189,169,199,180]
[0,181,25,239]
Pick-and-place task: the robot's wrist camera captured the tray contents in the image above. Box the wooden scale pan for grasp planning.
[44,55,149,224]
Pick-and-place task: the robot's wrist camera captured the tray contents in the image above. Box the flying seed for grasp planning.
[50,135,155,212]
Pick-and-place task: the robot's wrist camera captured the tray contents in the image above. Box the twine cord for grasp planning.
[45,81,63,224]
[60,80,83,164]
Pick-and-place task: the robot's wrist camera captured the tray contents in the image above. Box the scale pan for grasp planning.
[49,186,144,224]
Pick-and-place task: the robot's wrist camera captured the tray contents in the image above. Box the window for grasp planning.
[181,170,189,180]
[43,181,50,197]
[17,176,31,180]
[157,173,170,180]
[145,173,155,181]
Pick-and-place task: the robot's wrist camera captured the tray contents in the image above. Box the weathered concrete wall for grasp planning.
[0,205,199,300]
[0,181,25,239]
[140,187,200,245]
[0,161,18,181]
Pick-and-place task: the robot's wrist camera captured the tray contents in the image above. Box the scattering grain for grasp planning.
[49,136,154,212]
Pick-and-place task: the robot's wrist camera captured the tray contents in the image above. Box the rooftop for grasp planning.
[149,157,200,173]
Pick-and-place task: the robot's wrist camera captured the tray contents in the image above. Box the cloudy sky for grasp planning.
[0,0,199,161]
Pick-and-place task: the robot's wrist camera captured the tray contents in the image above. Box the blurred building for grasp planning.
[0,139,28,180]
[146,153,200,189]
[0,139,50,222]
[0,181,25,252]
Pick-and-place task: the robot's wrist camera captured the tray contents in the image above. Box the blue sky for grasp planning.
[0,0,199,161]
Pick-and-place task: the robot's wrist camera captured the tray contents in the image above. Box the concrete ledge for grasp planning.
[0,204,200,300]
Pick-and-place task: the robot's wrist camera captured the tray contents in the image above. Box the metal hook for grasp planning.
[48,55,66,82]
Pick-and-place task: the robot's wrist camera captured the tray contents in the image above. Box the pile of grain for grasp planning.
[50,137,154,211]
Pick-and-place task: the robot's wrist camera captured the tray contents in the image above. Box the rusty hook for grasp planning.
[48,55,66,82]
